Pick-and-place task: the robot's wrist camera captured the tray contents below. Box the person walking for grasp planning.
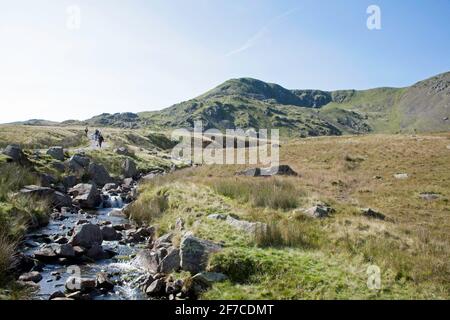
[84,127,89,137]
[98,134,105,148]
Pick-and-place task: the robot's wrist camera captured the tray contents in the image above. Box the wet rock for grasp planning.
[55,244,76,258]
[102,183,118,192]
[53,191,73,209]
[122,178,134,188]
[95,272,114,291]
[47,147,65,161]
[125,226,155,243]
[108,209,126,218]
[33,245,59,262]
[2,144,30,166]
[180,233,222,274]
[122,158,138,179]
[70,223,103,248]
[86,244,110,261]
[65,277,96,293]
[101,226,122,241]
[76,219,89,225]
[88,163,112,186]
[49,291,66,300]
[146,278,165,296]
[158,247,181,274]
[361,208,386,220]
[303,203,334,218]
[113,223,132,231]
[19,271,42,283]
[69,184,101,209]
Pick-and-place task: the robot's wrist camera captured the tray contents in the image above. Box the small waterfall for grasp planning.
[103,195,124,208]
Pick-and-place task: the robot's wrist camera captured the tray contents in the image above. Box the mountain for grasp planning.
[135,71,450,136]
[11,71,450,137]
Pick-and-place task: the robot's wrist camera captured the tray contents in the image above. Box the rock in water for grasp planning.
[146,279,165,296]
[95,272,114,291]
[87,163,112,186]
[70,223,103,248]
[122,158,138,178]
[180,233,222,274]
[19,271,42,283]
[68,184,101,209]
[2,144,30,166]
[47,147,65,161]
[101,226,122,241]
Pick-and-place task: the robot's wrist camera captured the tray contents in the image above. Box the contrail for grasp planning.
[225,7,300,57]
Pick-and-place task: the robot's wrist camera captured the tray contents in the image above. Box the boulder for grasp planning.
[55,244,76,258]
[69,184,101,209]
[179,234,222,274]
[68,154,90,173]
[122,158,138,178]
[236,165,298,177]
[101,226,122,241]
[53,191,73,209]
[225,216,267,234]
[51,161,66,173]
[158,247,180,274]
[146,278,165,296]
[33,244,59,262]
[102,183,118,192]
[192,272,228,287]
[65,277,96,293]
[70,223,103,248]
[49,291,66,300]
[95,272,114,291]
[18,271,42,283]
[114,147,131,156]
[394,173,408,180]
[62,175,78,190]
[86,244,110,260]
[303,203,334,218]
[133,250,160,273]
[2,144,30,166]
[153,232,173,249]
[47,147,65,161]
[87,163,112,186]
[40,174,57,187]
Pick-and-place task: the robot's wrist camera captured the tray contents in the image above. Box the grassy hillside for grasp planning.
[130,132,450,299]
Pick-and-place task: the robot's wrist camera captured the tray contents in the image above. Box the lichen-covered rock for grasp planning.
[180,233,222,274]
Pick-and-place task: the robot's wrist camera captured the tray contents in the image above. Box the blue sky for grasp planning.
[0,0,449,122]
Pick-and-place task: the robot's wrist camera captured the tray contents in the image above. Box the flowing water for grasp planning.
[24,194,148,300]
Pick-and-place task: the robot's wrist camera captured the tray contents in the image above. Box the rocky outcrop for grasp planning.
[179,233,222,274]
[361,208,386,220]
[47,147,65,161]
[68,184,101,209]
[303,203,334,218]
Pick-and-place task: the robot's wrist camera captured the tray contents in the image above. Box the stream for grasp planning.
[22,194,149,300]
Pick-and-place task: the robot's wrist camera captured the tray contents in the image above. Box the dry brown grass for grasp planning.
[148,133,450,296]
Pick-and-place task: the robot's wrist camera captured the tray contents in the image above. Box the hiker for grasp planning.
[94,129,100,141]
[84,127,89,137]
[98,134,105,148]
